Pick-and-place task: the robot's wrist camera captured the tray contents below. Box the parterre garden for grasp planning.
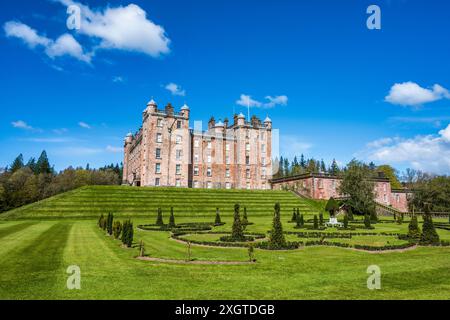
[0,186,449,299]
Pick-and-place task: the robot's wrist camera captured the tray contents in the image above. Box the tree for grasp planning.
[168,207,176,228]
[296,213,304,228]
[231,203,244,240]
[156,208,164,226]
[291,208,297,222]
[36,150,52,175]
[122,220,134,247]
[377,165,402,189]
[343,214,349,228]
[26,157,37,174]
[407,215,420,240]
[242,207,249,225]
[10,154,24,173]
[268,203,286,248]
[319,212,324,226]
[369,208,378,223]
[325,197,339,217]
[329,159,340,175]
[215,208,222,225]
[313,215,319,229]
[113,221,122,239]
[364,214,371,229]
[347,206,354,221]
[420,204,440,245]
[107,213,113,235]
[300,154,306,169]
[339,160,376,216]
[320,159,326,173]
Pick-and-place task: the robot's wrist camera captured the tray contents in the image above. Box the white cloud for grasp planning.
[45,34,91,63]
[112,76,125,83]
[53,128,68,135]
[4,21,90,63]
[56,0,170,57]
[106,145,122,153]
[363,123,450,174]
[236,94,288,108]
[4,21,50,48]
[279,134,312,160]
[165,83,186,96]
[264,95,288,108]
[11,120,33,130]
[78,121,91,129]
[236,94,262,107]
[385,82,450,106]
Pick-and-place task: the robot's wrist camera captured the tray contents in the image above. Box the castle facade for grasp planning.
[123,99,273,189]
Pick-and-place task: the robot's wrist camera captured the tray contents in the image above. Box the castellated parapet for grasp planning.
[123,99,272,189]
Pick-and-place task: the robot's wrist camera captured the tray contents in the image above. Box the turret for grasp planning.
[264,115,272,129]
[181,103,190,118]
[237,112,245,126]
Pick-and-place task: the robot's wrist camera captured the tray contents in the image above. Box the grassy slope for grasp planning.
[0,185,323,220]
[0,217,449,299]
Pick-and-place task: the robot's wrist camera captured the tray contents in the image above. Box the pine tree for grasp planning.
[36,150,52,174]
[268,203,286,249]
[407,215,420,241]
[26,157,37,174]
[343,214,349,229]
[156,208,164,226]
[364,214,371,228]
[127,221,134,247]
[242,207,249,225]
[107,213,113,235]
[320,159,326,173]
[168,207,176,228]
[420,205,440,245]
[231,203,244,240]
[330,159,340,175]
[313,215,319,229]
[113,221,122,239]
[121,220,129,245]
[300,154,306,169]
[215,208,222,225]
[10,154,24,173]
[291,208,297,222]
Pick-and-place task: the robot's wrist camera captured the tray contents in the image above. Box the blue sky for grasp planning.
[1,0,450,174]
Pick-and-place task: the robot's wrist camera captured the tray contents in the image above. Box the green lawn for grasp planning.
[0,186,449,300]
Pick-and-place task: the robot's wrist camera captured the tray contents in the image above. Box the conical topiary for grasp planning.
[168,207,176,228]
[313,215,319,229]
[268,203,286,249]
[231,203,244,240]
[156,207,164,226]
[420,205,439,245]
[215,208,222,225]
[407,215,420,241]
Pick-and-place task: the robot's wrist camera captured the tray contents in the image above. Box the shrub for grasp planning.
[215,208,222,225]
[396,214,403,224]
[242,207,249,225]
[268,203,286,249]
[248,244,256,262]
[325,197,339,217]
[313,215,319,229]
[107,212,113,235]
[420,207,440,245]
[291,208,297,222]
[407,215,420,241]
[347,207,354,221]
[343,214,349,229]
[369,209,378,223]
[156,208,164,226]
[113,221,122,239]
[122,219,134,248]
[296,213,304,228]
[231,203,245,241]
[364,214,371,229]
[319,213,324,226]
[168,207,176,228]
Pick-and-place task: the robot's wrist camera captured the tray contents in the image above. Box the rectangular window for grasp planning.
[176,120,182,129]
[225,143,230,151]
[261,144,266,153]
[246,143,250,151]
[225,182,231,189]
[246,169,250,179]
[194,139,199,148]
[156,133,162,143]
[176,135,182,144]
[246,182,251,190]
[207,141,212,149]
[194,166,199,176]
[226,168,230,178]
[193,181,199,188]
[155,178,160,186]
[261,157,266,166]
[261,132,265,140]
[176,164,181,175]
[261,167,266,178]
[225,155,230,165]
[157,119,162,127]
[246,156,250,165]
[155,163,161,174]
[176,179,181,187]
[194,154,199,163]
[176,149,182,160]
[207,182,212,189]
[207,167,212,177]
[155,148,161,159]
[207,155,212,163]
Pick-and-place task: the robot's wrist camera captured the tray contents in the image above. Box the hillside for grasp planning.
[0,185,324,220]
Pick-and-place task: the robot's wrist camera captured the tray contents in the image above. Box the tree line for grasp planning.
[0,151,123,213]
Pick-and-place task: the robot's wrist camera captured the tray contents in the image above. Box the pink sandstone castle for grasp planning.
[123,99,273,189]
[123,99,409,212]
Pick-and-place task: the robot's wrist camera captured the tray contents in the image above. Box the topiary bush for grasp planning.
[268,203,287,249]
[168,207,176,228]
[231,203,245,241]
[156,208,164,226]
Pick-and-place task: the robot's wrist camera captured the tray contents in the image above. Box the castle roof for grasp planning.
[264,116,272,122]
[147,98,156,106]
[238,112,245,118]
[181,103,190,110]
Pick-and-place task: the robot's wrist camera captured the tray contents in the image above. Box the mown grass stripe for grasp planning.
[0,222,38,240]
[0,222,73,299]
